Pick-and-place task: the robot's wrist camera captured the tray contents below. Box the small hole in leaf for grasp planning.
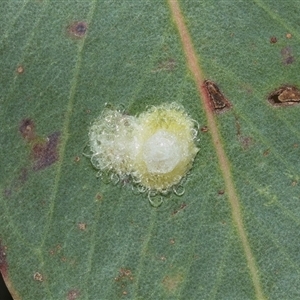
[268,85,300,106]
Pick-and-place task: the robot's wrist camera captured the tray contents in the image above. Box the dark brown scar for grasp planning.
[268,85,300,106]
[203,80,231,113]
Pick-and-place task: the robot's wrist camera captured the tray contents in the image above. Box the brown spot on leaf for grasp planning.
[234,115,253,150]
[203,80,231,113]
[95,193,103,202]
[33,272,43,282]
[0,242,8,277]
[286,33,292,39]
[239,136,253,150]
[67,289,80,300]
[268,85,300,106]
[270,36,277,44]
[78,223,87,231]
[162,273,183,293]
[74,156,80,162]
[20,119,60,170]
[263,149,270,156]
[68,21,88,38]
[172,203,187,216]
[32,132,60,170]
[281,47,294,65]
[19,119,36,141]
[200,126,208,133]
[16,65,24,74]
[218,190,225,195]
[115,268,133,282]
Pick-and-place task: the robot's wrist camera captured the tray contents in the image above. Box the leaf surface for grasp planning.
[1,1,300,299]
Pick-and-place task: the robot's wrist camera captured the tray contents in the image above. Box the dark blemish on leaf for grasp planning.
[67,289,80,300]
[19,119,36,141]
[114,268,133,296]
[49,244,62,256]
[268,85,300,106]
[74,156,80,162]
[234,114,253,150]
[218,190,225,195]
[95,193,103,202]
[68,21,88,38]
[270,36,277,44]
[239,136,253,150]
[32,132,60,170]
[0,242,8,277]
[33,272,43,282]
[200,126,208,133]
[281,47,294,65]
[172,202,187,216]
[203,80,231,113]
[286,33,292,39]
[114,269,133,282]
[263,149,270,156]
[16,65,24,74]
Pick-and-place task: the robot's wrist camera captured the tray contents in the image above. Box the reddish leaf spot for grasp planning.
[67,289,80,300]
[0,242,8,278]
[203,80,231,113]
[19,119,36,141]
[200,126,208,133]
[263,149,270,156]
[32,132,60,170]
[95,193,103,202]
[68,21,88,38]
[281,47,294,65]
[19,119,60,170]
[234,115,254,150]
[172,203,187,216]
[270,36,277,44]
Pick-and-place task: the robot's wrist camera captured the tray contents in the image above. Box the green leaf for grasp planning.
[1,1,300,299]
